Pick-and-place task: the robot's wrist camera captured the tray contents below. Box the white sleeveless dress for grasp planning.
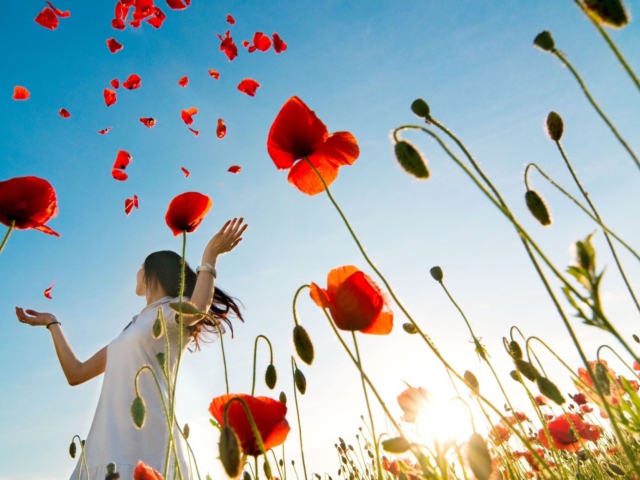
[69,296,196,480]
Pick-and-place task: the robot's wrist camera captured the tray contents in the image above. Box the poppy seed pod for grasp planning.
[546,111,564,141]
[429,266,443,282]
[533,31,555,52]
[184,423,190,439]
[263,459,273,479]
[219,425,242,478]
[536,376,565,405]
[606,462,625,476]
[509,370,522,383]
[156,352,165,369]
[464,370,480,395]
[583,0,628,28]
[468,433,492,480]
[381,437,411,454]
[265,364,277,390]
[633,334,640,343]
[131,395,146,429]
[402,323,418,334]
[152,317,163,339]
[69,441,76,458]
[243,471,251,480]
[394,141,430,179]
[279,391,287,405]
[293,325,314,365]
[525,190,552,227]
[508,341,523,360]
[515,359,540,382]
[410,99,430,119]
[294,368,307,395]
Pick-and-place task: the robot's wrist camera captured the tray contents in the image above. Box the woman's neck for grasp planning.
[146,288,169,306]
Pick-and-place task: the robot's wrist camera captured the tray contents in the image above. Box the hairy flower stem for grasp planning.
[290,357,308,480]
[572,0,640,94]
[292,284,308,326]
[71,434,90,480]
[251,335,274,396]
[350,332,383,480]
[0,220,14,256]
[597,344,639,378]
[525,163,640,262]
[555,140,640,315]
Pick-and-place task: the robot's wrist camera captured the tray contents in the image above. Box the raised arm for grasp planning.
[15,307,107,386]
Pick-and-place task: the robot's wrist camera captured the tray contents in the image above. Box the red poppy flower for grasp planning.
[634,360,640,371]
[178,76,188,87]
[140,117,156,128]
[35,8,59,29]
[166,0,188,9]
[581,405,593,413]
[181,107,198,125]
[217,31,238,61]
[44,281,55,299]
[267,96,360,196]
[237,78,260,96]
[188,127,199,136]
[489,422,511,445]
[208,69,220,80]
[181,167,190,177]
[46,2,70,17]
[272,33,287,53]
[397,385,430,423]
[165,191,212,236]
[310,265,393,334]
[146,6,166,28]
[133,460,163,480]
[216,119,227,139]
[58,108,71,118]
[534,395,547,406]
[125,195,138,215]
[537,413,600,452]
[123,74,141,90]
[110,79,120,89]
[228,165,241,174]
[226,14,235,24]
[104,88,117,107]
[98,127,112,135]
[208,394,290,457]
[107,38,123,53]
[245,32,271,52]
[571,393,587,405]
[13,86,30,101]
[0,176,59,236]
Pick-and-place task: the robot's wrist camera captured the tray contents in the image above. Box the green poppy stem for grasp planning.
[0,221,15,256]
[251,335,274,396]
[292,285,309,326]
[290,357,308,480]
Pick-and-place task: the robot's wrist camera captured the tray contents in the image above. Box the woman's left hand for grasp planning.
[202,217,248,263]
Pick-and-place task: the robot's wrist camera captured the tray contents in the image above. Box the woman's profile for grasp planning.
[15,217,248,479]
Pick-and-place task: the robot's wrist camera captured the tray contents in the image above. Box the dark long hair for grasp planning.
[143,250,244,352]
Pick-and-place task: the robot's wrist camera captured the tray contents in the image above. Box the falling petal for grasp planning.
[133,194,139,208]
[113,150,132,170]
[166,0,188,9]
[178,76,189,87]
[107,38,123,53]
[98,127,112,135]
[216,31,238,61]
[58,108,71,118]
[228,165,241,174]
[125,197,134,215]
[181,107,198,125]
[273,33,287,53]
[111,169,128,181]
[13,86,30,100]
[35,8,59,30]
[237,78,260,96]
[208,69,220,80]
[110,78,120,89]
[216,118,227,139]
[140,117,156,128]
[122,74,141,90]
[226,14,235,25]
[44,281,55,299]
[104,88,117,107]
[188,127,199,136]
[181,167,190,177]
[246,32,271,53]
[146,6,166,28]
[46,1,70,17]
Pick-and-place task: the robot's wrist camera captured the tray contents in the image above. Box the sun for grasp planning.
[414,396,475,445]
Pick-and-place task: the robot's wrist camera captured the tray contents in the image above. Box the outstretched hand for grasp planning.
[15,307,57,327]
[202,217,247,263]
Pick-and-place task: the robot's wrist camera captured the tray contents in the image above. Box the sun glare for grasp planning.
[414,397,475,444]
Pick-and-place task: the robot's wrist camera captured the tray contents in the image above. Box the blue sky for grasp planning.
[2,1,640,479]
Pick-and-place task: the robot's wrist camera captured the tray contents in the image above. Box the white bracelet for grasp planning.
[196,264,217,278]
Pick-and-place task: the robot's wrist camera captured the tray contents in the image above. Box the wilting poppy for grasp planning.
[125,195,138,215]
[272,33,287,53]
[110,78,120,89]
[13,86,30,101]
[166,0,188,9]
[216,119,227,138]
[58,108,71,118]
[107,38,123,53]
[228,165,241,174]
[237,78,260,96]
[209,393,290,457]
[181,107,198,125]
[537,413,601,452]
[123,74,141,90]
[104,88,117,107]
[178,76,188,87]
[397,385,430,423]
[188,127,199,136]
[217,31,238,61]
[0,176,59,236]
[140,117,156,128]
[267,96,360,196]
[44,281,54,299]
[146,6,166,28]
[181,167,190,177]
[133,460,163,480]
[310,265,393,334]
[226,14,235,24]
[245,32,271,52]
[98,127,112,135]
[208,69,220,80]
[35,8,59,29]
[165,191,212,236]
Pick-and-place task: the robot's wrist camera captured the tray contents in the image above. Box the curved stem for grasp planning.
[71,434,90,480]
[252,335,274,396]
[292,285,310,326]
[290,357,308,480]
[0,221,14,256]
[597,344,640,378]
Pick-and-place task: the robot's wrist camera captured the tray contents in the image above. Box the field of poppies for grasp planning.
[3,0,640,479]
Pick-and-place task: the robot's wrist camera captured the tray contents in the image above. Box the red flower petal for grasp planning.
[226,14,235,25]
[216,118,227,139]
[178,76,189,87]
[44,281,55,299]
[133,194,139,208]
[115,1,131,20]
[110,78,120,89]
[140,117,156,128]
[208,69,220,80]
[287,157,337,196]
[104,88,117,107]
[58,108,71,118]
[111,169,128,181]
[122,74,141,90]
[188,127,199,136]
[165,191,212,236]
[146,6,166,28]
[309,131,360,168]
[107,38,123,53]
[125,198,134,215]
[216,31,238,61]
[237,78,260,96]
[228,165,241,174]
[133,461,164,480]
[13,86,30,101]
[247,32,271,52]
[35,8,59,30]
[46,1,70,17]
[242,40,250,48]
[166,0,188,9]
[273,33,287,53]
[0,176,59,235]
[181,107,198,125]
[112,18,125,29]
[98,127,112,135]
[113,150,132,170]
[181,167,190,177]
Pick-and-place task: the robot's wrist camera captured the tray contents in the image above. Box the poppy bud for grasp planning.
[525,190,552,226]
[279,459,284,467]
[381,437,411,453]
[515,359,540,382]
[294,368,307,395]
[243,471,251,480]
[533,31,555,52]
[263,459,273,479]
[633,334,639,343]
[152,317,163,339]
[509,370,522,383]
[606,462,625,476]
[394,141,430,179]
[156,352,165,369]
[594,361,611,395]
[293,325,314,365]
[575,233,596,271]
[184,423,190,439]
[265,364,277,389]
[429,266,443,282]
[410,99,430,119]
[69,441,76,458]
[583,0,628,28]
[468,433,492,480]
[464,370,480,395]
[219,425,242,478]
[508,341,523,360]
[279,391,287,404]
[545,111,564,141]
[536,376,565,405]
[402,323,418,334]
[131,395,146,428]
[81,439,85,447]
[169,301,202,316]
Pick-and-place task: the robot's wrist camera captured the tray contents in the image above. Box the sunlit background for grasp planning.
[2,1,640,479]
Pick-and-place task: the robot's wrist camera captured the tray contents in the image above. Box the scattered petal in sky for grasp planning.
[178,76,189,87]
[44,281,55,299]
[242,40,250,47]
[107,38,123,53]
[122,74,141,90]
[273,33,287,53]
[226,14,235,25]
[246,32,271,53]
[111,168,128,181]
[228,165,241,174]
[113,150,132,170]
[147,6,166,28]
[46,2,70,17]
[124,195,139,216]
[35,8,59,30]
[188,127,199,136]
[208,69,220,80]
[112,1,129,30]
[58,108,71,118]
[217,31,238,61]
[181,167,190,177]
[140,117,156,128]
[216,119,227,139]
[166,0,188,10]
[13,86,30,101]
[98,127,112,135]
[110,79,120,89]
[181,107,198,125]
[104,88,117,106]
[237,78,260,96]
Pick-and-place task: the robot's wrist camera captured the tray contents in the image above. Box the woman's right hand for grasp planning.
[15,307,57,327]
